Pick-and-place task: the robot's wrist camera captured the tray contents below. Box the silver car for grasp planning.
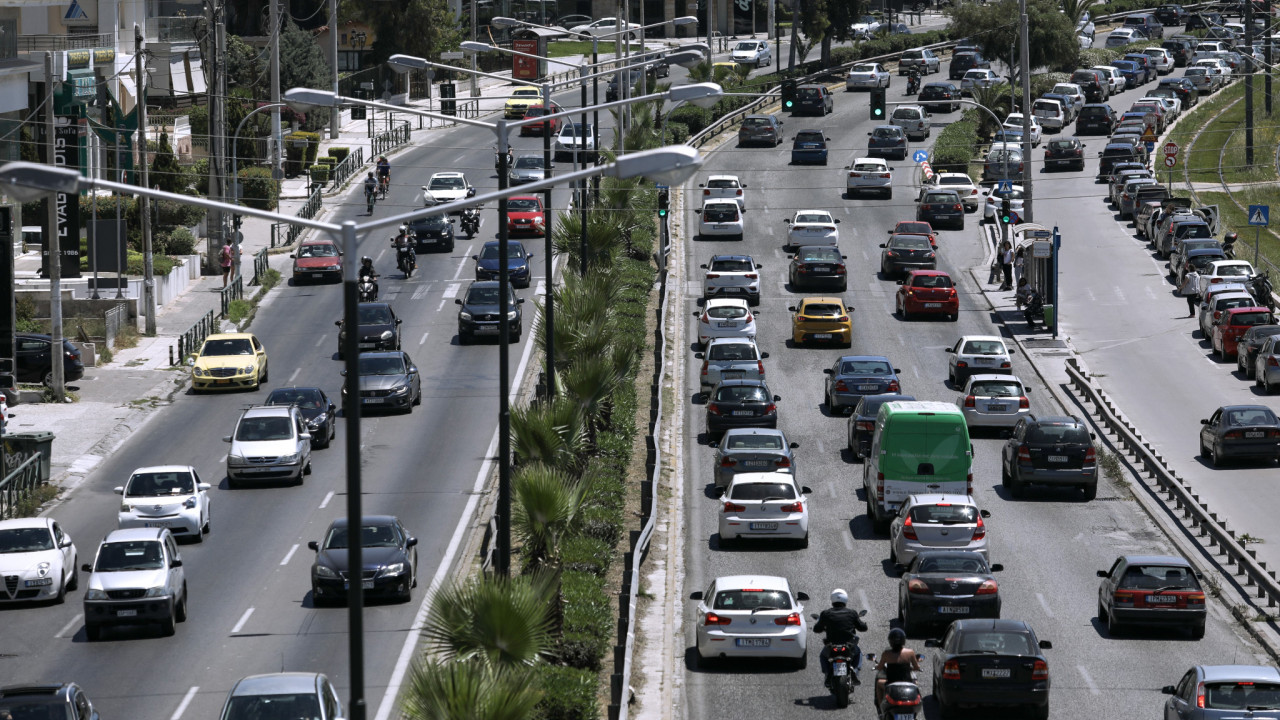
[711,427,798,488]
[888,493,991,565]
[220,673,345,720]
[701,254,763,304]
[508,154,548,185]
[1162,665,1280,720]
[1255,335,1280,393]
[698,337,768,393]
[890,105,930,141]
[958,374,1032,429]
[846,62,890,90]
[82,527,187,640]
[223,405,313,487]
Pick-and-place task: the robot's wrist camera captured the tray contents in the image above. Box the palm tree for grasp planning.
[510,396,587,473]
[512,463,585,570]
[402,659,541,720]
[558,355,622,437]
[1060,0,1097,27]
[421,572,556,667]
[970,84,1013,136]
[551,208,626,274]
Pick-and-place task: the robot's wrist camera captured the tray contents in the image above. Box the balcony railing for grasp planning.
[147,17,199,43]
[17,33,113,52]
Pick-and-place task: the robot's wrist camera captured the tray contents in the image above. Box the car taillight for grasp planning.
[1032,660,1049,681]
[1018,444,1032,462]
[1113,589,1137,606]
[953,203,962,211]
[720,456,737,467]
[775,456,791,468]
[880,173,892,178]
[707,403,722,415]
[1270,356,1280,367]
[703,189,711,195]
[849,172,861,178]
[746,312,754,323]
[757,361,765,375]
[775,612,802,626]
[972,516,986,540]
[877,472,885,498]
[821,226,836,232]
[907,578,932,594]
[701,361,709,377]
[736,189,743,196]
[943,660,961,680]
[1186,592,1206,606]
[1018,396,1030,409]
[956,360,968,368]
[887,250,899,257]
[704,612,732,625]
[1000,361,1011,369]
[1075,149,1083,156]
[835,264,847,274]
[836,315,849,323]
[744,273,758,279]
[780,501,803,512]
[723,501,746,512]
[964,395,976,408]
[1197,683,1206,708]
[1224,429,1243,439]
[976,579,998,595]
[888,380,900,392]
[705,273,721,279]
[835,380,849,392]
[765,403,777,414]
[701,312,710,323]
[902,516,918,540]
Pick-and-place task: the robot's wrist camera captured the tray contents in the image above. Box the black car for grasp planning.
[1200,404,1280,466]
[1044,138,1085,171]
[1162,38,1193,67]
[705,379,780,435]
[309,515,418,604]
[341,350,422,413]
[880,233,938,277]
[1001,414,1098,499]
[867,124,908,160]
[265,386,337,448]
[0,683,99,720]
[929,619,1052,719]
[16,332,84,386]
[847,393,915,458]
[605,67,656,102]
[916,189,964,230]
[456,281,524,344]
[948,51,990,80]
[897,551,1003,635]
[1185,11,1223,30]
[789,245,848,291]
[1155,3,1187,25]
[1075,103,1117,134]
[1096,554,1206,638]
[1158,77,1199,107]
[1071,69,1109,102]
[1097,143,1145,180]
[1236,324,1280,377]
[407,213,455,252]
[792,84,834,115]
[473,240,533,288]
[918,82,961,113]
[335,303,402,359]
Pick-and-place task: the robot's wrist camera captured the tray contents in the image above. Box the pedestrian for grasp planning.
[999,241,1014,291]
[1180,267,1201,317]
[219,240,234,288]
[1013,246,1025,285]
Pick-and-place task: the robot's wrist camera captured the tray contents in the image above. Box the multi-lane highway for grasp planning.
[674,59,1273,720]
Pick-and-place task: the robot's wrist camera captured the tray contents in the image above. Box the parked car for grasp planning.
[1235,324,1280,378]
[1211,306,1273,359]
[16,332,84,386]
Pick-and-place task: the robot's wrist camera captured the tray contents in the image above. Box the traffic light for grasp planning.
[440,82,457,116]
[233,214,243,230]
[870,88,886,121]
[781,79,797,110]
[657,187,669,217]
[1001,197,1013,224]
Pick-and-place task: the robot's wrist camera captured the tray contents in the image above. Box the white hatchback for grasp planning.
[702,254,763,304]
[1002,113,1042,146]
[846,157,893,198]
[699,174,747,209]
[1198,259,1257,296]
[699,337,768,392]
[1142,47,1175,73]
[960,69,1000,96]
[785,209,840,248]
[718,473,811,546]
[730,39,772,67]
[696,298,757,346]
[115,465,212,542]
[692,575,809,667]
[946,335,1012,387]
[958,374,1032,428]
[0,517,77,604]
[697,199,745,241]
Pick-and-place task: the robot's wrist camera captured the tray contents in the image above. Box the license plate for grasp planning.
[344,580,377,590]
[1246,431,1266,438]
[987,404,1007,412]
[723,371,744,379]
[117,609,137,617]
[743,460,771,467]
[24,578,52,586]
[938,605,970,614]
[215,379,230,385]
[974,358,994,365]
[750,522,779,530]
[721,287,742,293]
[713,225,728,230]
[924,303,942,308]
[145,522,174,528]
[312,273,324,278]
[858,385,879,391]
[895,714,915,720]
[732,410,755,417]
[1146,594,1177,603]
[813,333,833,339]
[982,668,1011,678]
[736,638,771,647]
[363,398,385,404]
[717,322,737,328]
[1048,455,1068,463]
[812,265,832,272]
[833,662,848,676]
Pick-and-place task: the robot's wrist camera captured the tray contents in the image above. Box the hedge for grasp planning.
[932,109,981,173]
[317,156,337,167]
[284,130,322,178]
[328,146,351,163]
[556,570,612,670]
[238,166,280,211]
[531,665,598,720]
[309,164,332,185]
[670,105,712,135]
[561,535,612,576]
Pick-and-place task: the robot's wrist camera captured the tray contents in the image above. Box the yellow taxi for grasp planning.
[504,86,542,119]
[190,332,269,392]
[789,296,855,347]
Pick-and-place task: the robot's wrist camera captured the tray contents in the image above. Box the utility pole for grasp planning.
[767,0,774,39]
[1267,0,1273,115]
[44,52,65,402]
[788,0,799,70]
[1018,0,1032,222]
[329,0,339,139]
[1245,0,1255,165]
[135,27,156,336]
[270,0,282,177]
[206,1,224,273]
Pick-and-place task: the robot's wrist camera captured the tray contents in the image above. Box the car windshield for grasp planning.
[970,379,1022,397]
[514,156,543,169]
[480,244,526,260]
[296,243,339,258]
[710,258,753,272]
[803,303,844,317]
[126,471,195,496]
[729,482,797,500]
[1203,683,1280,710]
[705,205,739,222]
[524,107,548,117]
[958,631,1036,655]
[236,416,294,441]
[798,248,840,262]
[513,89,538,97]
[795,213,831,224]
[707,305,747,319]
[357,355,407,376]
[1117,564,1199,590]
[725,434,784,450]
[962,340,1006,355]
[429,177,465,190]
[0,527,53,553]
[358,306,393,324]
[507,198,540,212]
[465,286,501,304]
[964,70,988,79]
[917,553,988,573]
[734,42,760,51]
[201,338,253,356]
[708,343,756,361]
[913,274,953,288]
[840,360,892,375]
[267,388,325,409]
[715,385,769,403]
[1187,68,1208,76]
[742,117,772,128]
[873,127,903,139]
[324,523,402,549]
[1226,406,1278,424]
[892,235,932,249]
[910,503,978,524]
[712,588,792,610]
[562,123,590,137]
[94,541,165,571]
[1027,424,1091,443]
[222,694,322,720]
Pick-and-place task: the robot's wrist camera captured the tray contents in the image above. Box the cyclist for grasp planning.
[363,172,377,212]
[376,156,390,195]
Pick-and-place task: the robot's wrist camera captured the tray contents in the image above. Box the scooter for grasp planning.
[869,656,923,720]
[394,236,417,279]
[357,276,378,302]
[461,207,481,238]
[1249,271,1276,311]
[1223,231,1239,259]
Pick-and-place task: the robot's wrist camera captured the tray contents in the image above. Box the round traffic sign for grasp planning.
[1164,141,1179,156]
[1164,155,1177,168]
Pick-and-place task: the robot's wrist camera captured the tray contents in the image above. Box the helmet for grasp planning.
[888,628,906,651]
[399,224,409,234]
[830,589,849,605]
[1225,232,1239,242]
[361,255,372,266]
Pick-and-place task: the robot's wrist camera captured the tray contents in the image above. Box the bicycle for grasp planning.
[378,174,390,200]
[365,188,376,214]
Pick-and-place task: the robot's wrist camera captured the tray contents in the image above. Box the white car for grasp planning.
[731,39,772,67]
[846,157,893,199]
[692,574,809,666]
[568,16,638,40]
[696,298,757,347]
[946,335,1012,387]
[1077,17,1095,38]
[82,527,188,640]
[699,174,747,209]
[0,517,77,603]
[785,209,840,247]
[702,253,763,304]
[846,62,890,90]
[890,105,930,141]
[1105,28,1142,48]
[960,68,1000,96]
[1078,32,1094,49]
[554,121,596,162]
[888,494,990,566]
[1093,65,1126,94]
[1140,95,1181,120]
[958,374,1032,428]
[1002,113,1042,146]
[1031,98,1065,133]
[851,20,882,39]
[1050,82,1086,110]
[925,172,981,212]
[697,199,745,241]
[718,473,811,546]
[898,47,941,75]
[983,184,1025,223]
[224,404,313,487]
[1193,59,1231,88]
[421,172,473,208]
[1199,259,1258,297]
[1142,47,1175,74]
[114,465,212,542]
[699,338,768,392]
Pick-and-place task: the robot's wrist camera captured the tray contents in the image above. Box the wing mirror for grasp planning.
[760,352,770,359]
[796,592,809,602]
[694,352,705,359]
[1201,418,1210,425]
[1162,686,1177,695]
[1096,569,1109,577]
[790,441,800,448]
[113,486,124,494]
[823,368,833,375]
[879,243,888,248]
[1039,640,1052,649]
[689,591,704,600]
[81,563,93,572]
[979,509,992,518]
[222,435,232,443]
[455,298,463,305]
[308,541,320,551]
[773,394,782,402]
[334,320,342,327]
[990,563,1004,572]
[924,638,942,647]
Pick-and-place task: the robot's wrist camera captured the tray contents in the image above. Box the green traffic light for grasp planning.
[658,209,667,217]
[785,100,793,108]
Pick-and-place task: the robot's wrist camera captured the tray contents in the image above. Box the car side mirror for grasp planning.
[695,352,705,359]
[408,366,418,374]
[847,306,855,312]
[113,486,124,494]
[1096,569,1109,577]
[698,183,706,188]
[407,537,418,548]
[823,367,834,375]
[1024,387,1031,393]
[527,253,535,260]
[198,483,211,491]
[334,320,342,327]
[760,352,770,359]
[867,132,873,136]
[340,369,347,376]
[945,348,955,353]
[894,562,907,575]
[773,394,782,401]
[81,563,92,572]
[796,592,809,602]
[455,298,464,305]
[466,187,477,197]
[693,311,701,317]
[308,541,319,551]
[171,559,182,568]
[300,433,312,441]
[222,435,232,443]
[990,563,1004,572]
[1039,640,1052,649]
[980,509,992,518]
[897,279,905,285]
[1162,686,1177,695]
[517,298,526,304]
[879,243,888,248]
[700,264,708,268]
[689,591,704,600]
[289,254,296,259]
[788,306,798,312]
[1201,418,1209,424]
[694,209,702,214]
[924,638,942,648]
[834,218,841,224]
[471,254,479,260]
[825,137,831,141]
[396,318,403,324]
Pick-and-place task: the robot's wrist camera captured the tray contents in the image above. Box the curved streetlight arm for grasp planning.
[493,15,695,42]
[230,102,289,205]
[508,83,721,132]
[387,54,514,86]
[284,88,497,132]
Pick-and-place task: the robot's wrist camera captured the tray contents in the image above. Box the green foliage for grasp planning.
[279,18,334,132]
[188,103,208,139]
[327,146,351,163]
[343,0,462,75]
[225,299,252,325]
[665,121,690,144]
[15,295,41,333]
[126,250,175,277]
[161,227,198,256]
[669,104,712,135]
[423,573,556,667]
[512,464,585,569]
[317,156,337,167]
[932,110,981,173]
[284,131,322,178]
[309,164,331,185]
[560,535,612,576]
[260,268,282,292]
[238,167,280,211]
[191,158,210,195]
[155,198,207,229]
[404,661,542,720]
[226,34,266,96]
[947,0,1078,73]
[150,132,188,194]
[530,665,598,720]
[556,571,612,670]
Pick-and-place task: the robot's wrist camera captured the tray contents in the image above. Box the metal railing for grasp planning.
[104,303,127,350]
[330,147,365,191]
[1064,356,1280,609]
[250,248,269,286]
[172,309,215,365]
[17,33,112,52]
[0,454,43,520]
[219,275,244,318]
[372,121,412,157]
[271,185,324,248]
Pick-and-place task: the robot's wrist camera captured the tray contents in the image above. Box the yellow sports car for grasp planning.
[789,297,855,347]
[190,332,269,392]
[504,86,542,119]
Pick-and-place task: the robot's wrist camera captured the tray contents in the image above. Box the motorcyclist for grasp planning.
[392,224,416,271]
[813,589,868,689]
[874,628,922,709]
[1223,231,1238,259]
[358,255,379,299]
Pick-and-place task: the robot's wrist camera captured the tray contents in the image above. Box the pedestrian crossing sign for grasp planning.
[995,179,1013,193]
[1249,205,1270,227]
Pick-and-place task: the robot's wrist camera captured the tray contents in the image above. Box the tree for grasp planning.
[150,133,188,194]
[822,0,867,65]
[1060,0,1098,27]
[279,17,332,106]
[226,34,267,97]
[402,660,542,720]
[343,0,463,65]
[947,0,1078,75]
[512,464,585,570]
[422,573,556,667]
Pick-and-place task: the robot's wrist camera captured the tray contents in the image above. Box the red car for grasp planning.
[290,239,343,284]
[895,269,959,321]
[520,104,563,135]
[506,196,546,236]
[1212,306,1274,359]
[890,220,938,249]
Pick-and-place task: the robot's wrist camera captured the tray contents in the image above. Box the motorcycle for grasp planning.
[494,148,513,171]
[869,655,923,720]
[812,609,868,708]
[911,1,926,11]
[906,68,923,96]
[1223,231,1239,259]
[357,275,378,302]
[1249,271,1276,311]
[461,207,481,238]
[394,236,417,278]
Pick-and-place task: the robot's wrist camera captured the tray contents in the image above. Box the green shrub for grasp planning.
[557,570,612,670]
[309,164,331,185]
[284,131,322,177]
[191,158,210,195]
[238,167,280,211]
[931,114,980,173]
[670,104,712,135]
[317,156,337,166]
[665,121,689,144]
[164,227,198,255]
[328,146,351,163]
[561,535,612,576]
[15,295,41,333]
[531,665,597,720]
[125,249,175,276]
[225,298,252,324]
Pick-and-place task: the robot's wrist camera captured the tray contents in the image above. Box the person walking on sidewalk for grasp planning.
[1181,268,1201,317]
[998,241,1014,291]
[219,240,234,288]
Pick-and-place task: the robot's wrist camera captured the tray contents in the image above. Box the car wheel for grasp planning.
[175,585,188,622]
[1191,621,1206,639]
[459,330,471,345]
[192,523,205,543]
[260,365,268,384]
[794,649,808,670]
[1001,461,1011,485]
[1211,444,1222,467]
[900,304,910,321]
[304,459,313,476]
[1081,482,1097,501]
[937,699,958,720]
[413,387,423,406]
[67,564,78,591]
[1030,703,1049,720]
[1266,376,1275,395]
[54,573,66,604]
[1199,438,1209,458]
[160,606,177,636]
[1105,608,1120,636]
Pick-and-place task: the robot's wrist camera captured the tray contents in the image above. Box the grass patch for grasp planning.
[225,299,252,325]
[547,40,642,58]
[6,483,60,518]
[114,324,140,350]
[1181,190,1280,269]
[259,268,282,292]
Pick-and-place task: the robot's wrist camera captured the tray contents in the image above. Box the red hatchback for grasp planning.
[896,270,959,321]
[1212,306,1274,359]
[520,104,562,135]
[506,196,546,236]
[890,220,938,249]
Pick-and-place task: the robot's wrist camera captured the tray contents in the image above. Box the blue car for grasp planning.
[790,129,829,165]
[473,240,533,288]
[1123,54,1157,84]
[1110,60,1143,88]
[992,128,1025,145]
[822,355,903,414]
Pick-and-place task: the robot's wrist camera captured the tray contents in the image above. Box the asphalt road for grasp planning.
[675,69,1271,720]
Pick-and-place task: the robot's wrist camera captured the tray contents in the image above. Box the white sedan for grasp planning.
[693,574,809,667]
[718,473,811,546]
[846,157,893,199]
[421,172,473,207]
[0,517,77,603]
[785,209,840,248]
[1198,259,1257,296]
[115,465,212,542]
[696,297,757,347]
[846,62,890,91]
[957,374,1032,428]
[960,69,1000,96]
[1002,113,1042,146]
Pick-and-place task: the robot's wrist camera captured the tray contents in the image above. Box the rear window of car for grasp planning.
[795,213,832,223]
[714,385,769,403]
[707,179,740,189]
[892,108,921,120]
[896,221,932,233]
[840,360,892,375]
[957,631,1036,655]
[1079,106,1109,117]
[1073,71,1099,83]
[873,127,903,139]
[938,176,970,186]
[1190,254,1224,268]
[962,340,1006,355]
[712,589,792,610]
[1027,424,1091,443]
[728,482,797,501]
[923,194,955,205]
[854,162,886,173]
[913,274,953,288]
[741,117,772,128]
[1218,297,1256,312]
[798,248,840,262]
[909,503,978,524]
[797,87,822,99]
[1175,223,1212,238]
[706,305,747,319]
[1117,564,1199,590]
[917,553,988,573]
[963,70,987,78]
[1230,312,1275,327]
[704,205,739,222]
[1217,264,1254,277]
[795,131,824,143]
[709,342,756,361]
[1048,140,1078,150]
[970,379,1022,396]
[852,64,878,72]
[709,258,752,272]
[1203,683,1280,710]
[725,434,784,450]
[804,303,844,316]
[892,234,933,249]
[1226,406,1279,424]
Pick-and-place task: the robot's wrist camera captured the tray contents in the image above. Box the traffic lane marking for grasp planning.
[169,686,200,720]
[231,607,254,634]
[55,613,83,639]
[281,544,300,566]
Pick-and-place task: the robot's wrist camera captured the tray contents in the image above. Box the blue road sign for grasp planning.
[1145,140,1156,154]
[995,179,1013,193]
[1249,204,1270,227]
[913,150,929,163]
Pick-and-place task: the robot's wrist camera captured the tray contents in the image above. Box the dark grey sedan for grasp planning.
[1199,404,1280,467]
[1236,325,1280,378]
[705,379,780,435]
[265,386,337,449]
[880,233,938,278]
[309,515,418,604]
[341,351,422,414]
[456,281,524,344]
[823,355,902,414]
[336,303,402,360]
[710,427,799,488]
[867,124,908,160]
[897,551,1003,636]
[847,393,916,458]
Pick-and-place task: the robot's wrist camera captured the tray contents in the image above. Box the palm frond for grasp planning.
[510,396,587,472]
[421,574,555,667]
[512,463,585,568]
[402,659,542,720]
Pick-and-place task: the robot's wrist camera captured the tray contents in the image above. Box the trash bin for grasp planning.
[3,431,54,483]
[1042,304,1055,329]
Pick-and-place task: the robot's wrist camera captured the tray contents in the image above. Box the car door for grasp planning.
[404,352,421,395]
[1201,408,1223,450]
[1099,557,1124,611]
[52,521,74,579]
[165,533,184,596]
[1166,668,1197,720]
[16,336,50,382]
[252,336,267,373]
[1003,419,1027,473]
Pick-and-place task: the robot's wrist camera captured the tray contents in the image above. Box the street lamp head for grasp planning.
[460,41,495,53]
[387,53,429,72]
[680,42,710,54]
[672,15,699,25]
[612,146,702,186]
[491,16,522,27]
[666,50,705,68]
[669,82,723,109]
[283,87,339,112]
[0,161,84,202]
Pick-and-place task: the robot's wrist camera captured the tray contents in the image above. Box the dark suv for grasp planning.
[0,684,100,720]
[1154,3,1187,25]
[793,84,834,115]
[948,51,990,80]
[456,281,524,344]
[17,332,84,386]
[1076,103,1118,134]
[1161,38,1194,67]
[1097,143,1145,180]
[1071,68,1109,102]
[1158,77,1199,107]
[408,213,455,252]
[1000,414,1098,499]
[335,302,402,359]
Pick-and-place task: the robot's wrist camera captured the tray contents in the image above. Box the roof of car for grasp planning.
[1119,554,1193,566]
[103,527,168,543]
[0,684,73,699]
[130,464,197,475]
[960,334,1006,344]
[230,673,324,698]
[430,171,466,178]
[794,209,833,217]
[1224,306,1271,316]
[907,493,977,506]
[1026,414,1082,425]
[853,157,888,164]
[205,332,257,341]
[326,515,400,529]
[713,575,792,592]
[950,618,1037,633]
[836,354,892,364]
[709,254,754,262]
[1198,665,1280,683]
[0,517,52,531]
[722,427,787,440]
[242,404,295,418]
[705,336,756,347]
[726,472,799,486]
[800,296,846,305]
[906,269,951,277]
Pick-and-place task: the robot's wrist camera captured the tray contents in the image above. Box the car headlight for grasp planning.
[280,452,301,464]
[506,310,518,320]
[144,586,168,598]
[36,561,50,578]
[379,562,405,577]
[242,365,255,374]
[193,367,206,377]
[459,311,473,321]
[228,454,247,467]
[308,417,324,429]
[390,384,409,396]
[315,565,338,578]
[380,330,394,341]
[184,496,198,509]
[121,503,131,512]
[85,589,107,600]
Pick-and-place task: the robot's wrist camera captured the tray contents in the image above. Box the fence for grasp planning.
[0,454,42,520]
[104,303,128,349]
[172,309,215,365]
[250,248,269,286]
[219,275,244,318]
[271,185,324,248]
[372,122,412,157]
[330,147,365,191]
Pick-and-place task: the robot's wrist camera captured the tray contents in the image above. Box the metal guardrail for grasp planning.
[1064,356,1280,608]
[250,248,269,286]
[0,454,43,520]
[330,148,365,192]
[372,122,412,157]
[271,186,324,248]
[219,275,244,318]
[173,309,215,366]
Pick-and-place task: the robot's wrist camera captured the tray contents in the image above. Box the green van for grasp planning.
[862,401,974,532]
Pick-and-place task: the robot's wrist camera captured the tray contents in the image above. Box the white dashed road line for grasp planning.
[55,613,83,639]
[231,608,254,634]
[1077,665,1101,695]
[1036,592,1054,617]
[281,544,300,566]
[287,368,301,384]
[412,285,431,301]
[170,686,200,720]
[453,246,474,280]
[319,491,334,509]
[314,335,326,347]
[419,332,430,346]
[442,282,461,299]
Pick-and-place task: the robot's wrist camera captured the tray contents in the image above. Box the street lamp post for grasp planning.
[229,102,288,283]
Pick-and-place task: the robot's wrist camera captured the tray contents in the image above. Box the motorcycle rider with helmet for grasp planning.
[391,224,416,275]
[358,256,379,300]
[813,589,869,688]
[1223,231,1239,259]
[874,628,922,709]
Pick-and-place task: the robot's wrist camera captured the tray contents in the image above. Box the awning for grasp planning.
[188,57,206,94]
[115,74,137,112]
[169,57,191,94]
